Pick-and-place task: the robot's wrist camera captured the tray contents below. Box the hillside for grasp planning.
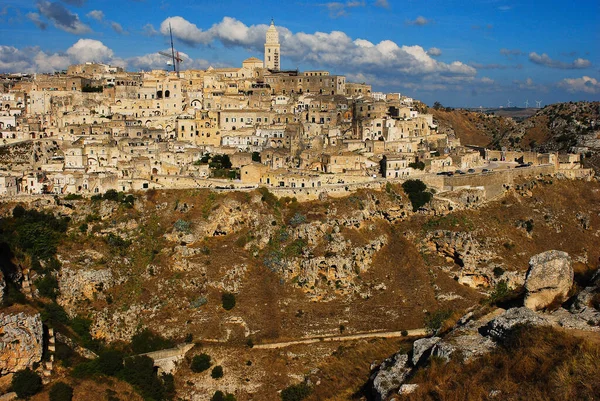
[0,176,598,400]
[431,101,600,171]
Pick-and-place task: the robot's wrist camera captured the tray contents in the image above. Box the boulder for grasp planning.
[398,384,419,395]
[411,337,440,366]
[370,353,411,401]
[485,307,550,341]
[0,312,43,375]
[431,341,456,361]
[524,250,573,311]
[0,272,4,305]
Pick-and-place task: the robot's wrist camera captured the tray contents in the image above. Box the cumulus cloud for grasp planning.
[35,0,91,34]
[66,39,114,63]
[406,16,432,26]
[127,50,211,71]
[427,47,441,57]
[159,16,474,87]
[529,52,591,69]
[557,76,600,94]
[86,10,104,21]
[27,12,48,30]
[0,45,71,73]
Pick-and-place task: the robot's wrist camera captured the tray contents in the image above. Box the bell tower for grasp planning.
[264,19,280,71]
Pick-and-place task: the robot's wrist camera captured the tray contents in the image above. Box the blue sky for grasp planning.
[1,0,599,107]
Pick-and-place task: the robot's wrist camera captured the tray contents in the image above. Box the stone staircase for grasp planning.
[42,327,55,383]
[20,267,34,299]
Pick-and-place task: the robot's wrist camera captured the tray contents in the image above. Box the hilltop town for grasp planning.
[0,21,593,201]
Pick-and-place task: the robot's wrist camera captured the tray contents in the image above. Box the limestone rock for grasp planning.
[411,336,440,366]
[58,267,115,310]
[370,353,411,401]
[524,250,573,311]
[431,341,456,361]
[485,307,550,341]
[0,312,43,375]
[398,384,419,395]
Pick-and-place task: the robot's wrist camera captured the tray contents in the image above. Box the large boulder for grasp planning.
[411,337,440,366]
[370,353,411,401]
[0,312,43,375]
[524,250,573,311]
[485,307,550,341]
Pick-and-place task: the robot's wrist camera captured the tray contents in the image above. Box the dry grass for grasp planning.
[403,325,600,401]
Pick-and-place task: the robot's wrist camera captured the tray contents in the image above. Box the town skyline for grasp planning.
[1,0,599,107]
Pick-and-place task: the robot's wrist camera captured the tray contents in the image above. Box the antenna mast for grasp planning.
[169,23,179,78]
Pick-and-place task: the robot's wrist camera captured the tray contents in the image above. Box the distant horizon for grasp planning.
[1,0,599,107]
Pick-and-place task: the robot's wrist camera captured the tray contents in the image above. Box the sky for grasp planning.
[0,0,599,107]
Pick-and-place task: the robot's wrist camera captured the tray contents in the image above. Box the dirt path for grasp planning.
[253,328,428,349]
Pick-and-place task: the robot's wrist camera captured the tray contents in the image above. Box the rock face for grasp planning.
[524,250,573,311]
[411,337,440,366]
[370,353,411,401]
[0,312,43,375]
[58,267,115,311]
[0,271,5,305]
[485,307,550,341]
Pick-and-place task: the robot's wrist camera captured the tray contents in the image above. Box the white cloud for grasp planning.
[159,16,475,86]
[66,39,114,63]
[86,10,103,21]
[427,47,442,57]
[557,76,600,94]
[35,0,91,34]
[27,12,48,30]
[529,52,592,69]
[406,16,432,26]
[111,21,124,34]
[323,1,365,18]
[143,23,159,36]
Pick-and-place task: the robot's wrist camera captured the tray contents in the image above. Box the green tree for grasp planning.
[12,368,43,398]
[190,353,212,373]
[221,293,236,310]
[281,383,312,401]
[49,382,74,401]
[97,349,124,376]
[402,179,432,211]
[211,365,224,379]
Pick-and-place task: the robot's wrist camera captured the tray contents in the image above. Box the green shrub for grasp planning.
[190,353,212,373]
[424,309,453,334]
[97,349,124,376]
[281,382,311,401]
[174,219,191,233]
[221,293,236,311]
[12,368,42,398]
[122,355,166,401]
[41,302,70,327]
[211,365,224,379]
[49,382,74,401]
[211,391,237,401]
[130,329,175,354]
[35,273,59,299]
[402,179,432,211]
[64,194,83,201]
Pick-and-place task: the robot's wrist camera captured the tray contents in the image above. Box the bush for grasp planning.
[424,309,453,334]
[281,383,311,401]
[35,273,59,299]
[122,356,166,401]
[41,302,70,327]
[402,179,432,211]
[211,391,237,401]
[221,292,236,310]
[408,161,425,170]
[190,353,212,373]
[49,382,74,401]
[174,219,191,233]
[130,328,175,354]
[211,365,224,379]
[97,349,124,376]
[64,194,83,201]
[12,368,43,398]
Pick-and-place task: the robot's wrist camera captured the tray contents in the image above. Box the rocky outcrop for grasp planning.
[370,353,411,401]
[58,267,115,311]
[0,271,5,305]
[485,307,550,341]
[0,312,43,375]
[411,336,440,366]
[524,250,573,311]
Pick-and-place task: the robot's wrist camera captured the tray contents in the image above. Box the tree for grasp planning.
[221,293,236,310]
[191,353,212,373]
[433,101,443,110]
[281,383,312,401]
[97,349,124,376]
[49,382,74,401]
[12,368,43,398]
[211,365,224,379]
[251,151,261,162]
[402,179,432,211]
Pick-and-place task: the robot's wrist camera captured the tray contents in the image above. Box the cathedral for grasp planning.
[264,20,280,71]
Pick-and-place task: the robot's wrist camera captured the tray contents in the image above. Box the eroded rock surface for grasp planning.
[524,250,573,311]
[0,312,43,375]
